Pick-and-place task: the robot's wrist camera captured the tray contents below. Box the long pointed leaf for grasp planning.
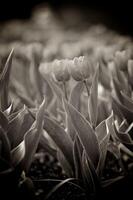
[64,99,100,168]
[88,65,99,128]
[121,91,133,110]
[96,112,113,176]
[112,97,133,124]
[73,135,83,179]
[115,125,133,145]
[67,82,84,140]
[57,150,73,177]
[11,141,25,167]
[45,178,78,200]
[39,134,57,158]
[99,62,111,90]
[23,98,45,172]
[115,67,129,94]
[0,110,8,131]
[81,150,100,195]
[96,120,106,142]
[69,81,84,110]
[43,115,74,169]
[0,128,11,162]
[7,106,27,148]
[0,49,13,111]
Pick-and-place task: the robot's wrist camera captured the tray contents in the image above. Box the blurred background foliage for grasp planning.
[0,0,133,35]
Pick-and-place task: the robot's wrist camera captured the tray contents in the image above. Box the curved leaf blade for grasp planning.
[67,81,84,140]
[57,150,73,177]
[81,150,100,195]
[23,98,45,172]
[88,65,99,128]
[39,134,57,158]
[0,110,8,131]
[96,112,113,176]
[11,141,25,167]
[64,99,100,168]
[73,135,83,179]
[0,127,11,162]
[0,49,13,111]
[112,97,133,124]
[121,91,133,110]
[7,106,27,148]
[43,115,74,169]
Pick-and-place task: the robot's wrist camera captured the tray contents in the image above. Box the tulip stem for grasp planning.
[63,81,68,100]
[83,79,90,97]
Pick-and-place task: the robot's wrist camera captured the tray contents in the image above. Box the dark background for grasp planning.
[0,0,133,35]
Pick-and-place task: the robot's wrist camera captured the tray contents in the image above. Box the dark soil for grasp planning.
[0,150,132,200]
[26,150,133,200]
[27,150,87,200]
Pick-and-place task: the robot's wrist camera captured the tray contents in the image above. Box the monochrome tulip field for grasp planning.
[0,6,133,200]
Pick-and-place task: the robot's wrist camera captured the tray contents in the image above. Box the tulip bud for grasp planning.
[52,59,70,82]
[70,57,83,81]
[70,56,91,81]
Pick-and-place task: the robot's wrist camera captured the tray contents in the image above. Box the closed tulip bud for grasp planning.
[52,59,70,82]
[81,56,92,78]
[70,56,91,81]
[114,50,128,71]
[70,57,83,81]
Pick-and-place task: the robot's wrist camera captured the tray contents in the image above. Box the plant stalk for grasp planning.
[63,81,68,100]
[83,79,90,97]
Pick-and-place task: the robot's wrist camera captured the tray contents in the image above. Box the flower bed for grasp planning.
[0,6,133,200]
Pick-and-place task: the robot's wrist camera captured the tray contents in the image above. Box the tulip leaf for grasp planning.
[112,77,123,102]
[121,91,133,110]
[96,112,113,176]
[0,110,8,131]
[3,103,13,115]
[39,134,57,158]
[115,67,129,94]
[12,79,34,108]
[57,150,73,177]
[115,126,133,145]
[7,106,27,148]
[112,97,133,124]
[108,142,120,160]
[69,81,84,110]
[97,98,109,125]
[81,150,99,194]
[23,98,45,172]
[63,99,100,168]
[0,127,11,162]
[43,115,74,169]
[73,135,83,179]
[66,81,84,140]
[88,65,99,128]
[99,62,111,90]
[96,120,107,143]
[0,49,13,111]
[11,141,25,167]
